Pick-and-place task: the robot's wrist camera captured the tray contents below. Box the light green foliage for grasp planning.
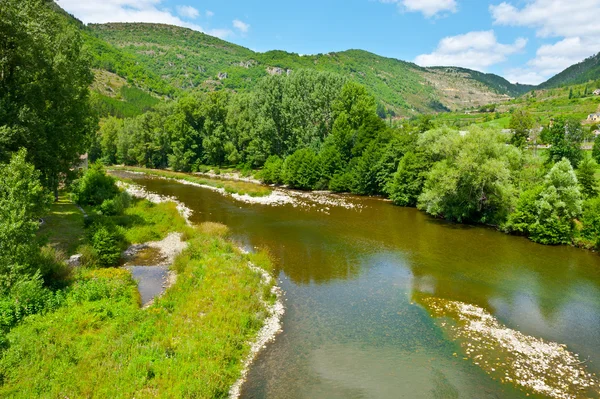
[418,127,521,224]
[543,117,584,168]
[0,0,95,194]
[0,221,274,398]
[0,150,50,292]
[580,198,600,247]
[70,163,119,206]
[576,157,599,198]
[509,110,534,148]
[506,159,582,244]
[88,224,122,267]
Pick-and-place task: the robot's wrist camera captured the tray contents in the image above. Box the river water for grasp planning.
[117,173,600,399]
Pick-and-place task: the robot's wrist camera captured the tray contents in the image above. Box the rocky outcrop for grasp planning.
[218,72,228,80]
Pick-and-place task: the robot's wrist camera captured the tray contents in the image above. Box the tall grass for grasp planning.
[1,203,275,397]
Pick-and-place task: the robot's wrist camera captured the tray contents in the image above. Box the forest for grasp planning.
[91,68,600,249]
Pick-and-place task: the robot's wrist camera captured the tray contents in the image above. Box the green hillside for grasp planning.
[538,52,600,89]
[85,22,526,116]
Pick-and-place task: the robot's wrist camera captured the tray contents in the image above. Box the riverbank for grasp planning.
[0,185,283,398]
[113,165,600,253]
[110,165,271,198]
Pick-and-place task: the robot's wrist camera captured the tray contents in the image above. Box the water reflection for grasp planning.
[117,172,600,398]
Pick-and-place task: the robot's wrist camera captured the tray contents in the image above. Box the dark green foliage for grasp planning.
[387,152,428,206]
[0,0,96,195]
[593,134,600,164]
[71,164,119,206]
[282,149,321,190]
[100,192,132,216]
[577,158,599,199]
[258,156,284,185]
[89,223,123,267]
[538,52,600,89]
[543,117,583,168]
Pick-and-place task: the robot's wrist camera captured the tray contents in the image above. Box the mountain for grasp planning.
[84,22,528,116]
[538,53,600,89]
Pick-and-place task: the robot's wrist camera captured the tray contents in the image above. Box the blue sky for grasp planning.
[57,0,600,85]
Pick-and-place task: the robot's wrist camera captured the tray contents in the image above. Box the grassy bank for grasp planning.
[110,166,271,198]
[0,195,275,398]
[38,194,86,256]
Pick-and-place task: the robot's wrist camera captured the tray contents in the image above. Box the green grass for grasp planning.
[0,201,275,398]
[38,194,86,256]
[120,199,189,244]
[111,166,272,197]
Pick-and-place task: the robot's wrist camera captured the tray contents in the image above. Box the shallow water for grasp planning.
[125,265,169,305]
[116,172,600,398]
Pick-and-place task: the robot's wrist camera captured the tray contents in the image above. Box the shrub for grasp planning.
[89,224,123,267]
[99,192,132,216]
[71,163,119,206]
[580,197,600,247]
[328,170,353,192]
[282,148,321,190]
[258,155,284,184]
[36,246,70,284]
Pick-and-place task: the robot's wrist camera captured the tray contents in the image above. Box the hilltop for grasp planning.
[83,22,530,116]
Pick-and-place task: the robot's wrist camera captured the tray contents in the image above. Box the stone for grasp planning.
[67,254,83,267]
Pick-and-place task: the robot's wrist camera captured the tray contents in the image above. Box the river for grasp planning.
[117,172,600,399]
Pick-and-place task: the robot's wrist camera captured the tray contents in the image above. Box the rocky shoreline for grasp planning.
[117,180,286,397]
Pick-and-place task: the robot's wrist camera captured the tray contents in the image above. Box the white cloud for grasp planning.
[206,10,214,18]
[491,0,600,84]
[380,0,457,18]
[415,30,527,71]
[56,0,233,39]
[233,19,250,33]
[176,5,199,19]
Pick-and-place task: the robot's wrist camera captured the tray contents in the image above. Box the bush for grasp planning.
[580,197,600,247]
[258,155,284,184]
[71,163,119,206]
[386,152,427,207]
[328,170,353,192]
[89,224,123,267]
[36,246,70,284]
[0,274,63,331]
[282,148,321,190]
[99,192,131,216]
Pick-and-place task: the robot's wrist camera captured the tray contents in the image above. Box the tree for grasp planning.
[418,127,521,224]
[506,158,582,245]
[592,134,600,164]
[0,149,50,292]
[577,157,599,198]
[386,152,429,207]
[544,117,583,168]
[509,110,533,148]
[282,148,321,190]
[0,0,95,197]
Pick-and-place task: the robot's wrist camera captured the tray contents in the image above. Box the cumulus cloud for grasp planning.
[233,19,250,33]
[176,5,199,19]
[491,0,600,84]
[415,30,527,71]
[380,0,457,18]
[56,0,234,39]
